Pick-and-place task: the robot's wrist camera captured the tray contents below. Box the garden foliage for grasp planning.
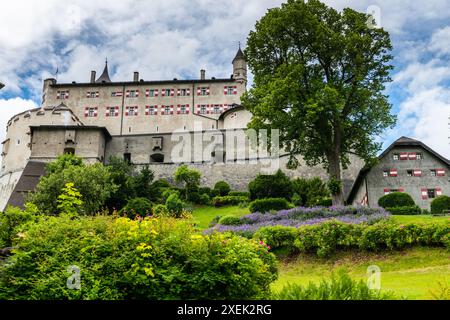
[431,196,450,215]
[0,215,278,300]
[378,192,415,209]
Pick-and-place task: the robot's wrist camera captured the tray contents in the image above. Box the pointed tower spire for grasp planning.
[95,58,112,83]
[232,43,245,64]
[232,43,247,86]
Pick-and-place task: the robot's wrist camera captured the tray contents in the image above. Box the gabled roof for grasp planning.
[96,61,112,83]
[347,136,450,204]
[379,136,450,166]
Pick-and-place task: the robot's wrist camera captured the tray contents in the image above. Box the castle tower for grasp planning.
[95,59,112,83]
[232,45,247,87]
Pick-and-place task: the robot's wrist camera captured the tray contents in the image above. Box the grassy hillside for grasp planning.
[273,247,450,300]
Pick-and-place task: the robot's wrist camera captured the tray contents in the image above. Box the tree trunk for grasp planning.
[328,151,345,206]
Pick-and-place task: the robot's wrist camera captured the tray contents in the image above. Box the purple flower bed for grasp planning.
[204,206,390,237]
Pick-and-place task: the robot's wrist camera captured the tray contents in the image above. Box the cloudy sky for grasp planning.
[0,0,449,158]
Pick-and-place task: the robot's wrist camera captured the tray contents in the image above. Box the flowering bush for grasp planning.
[0,215,277,300]
[205,206,390,238]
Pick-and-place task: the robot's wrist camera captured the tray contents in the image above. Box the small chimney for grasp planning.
[134,72,139,82]
[90,71,96,83]
[200,69,206,80]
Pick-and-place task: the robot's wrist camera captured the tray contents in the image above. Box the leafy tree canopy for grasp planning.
[242,0,396,204]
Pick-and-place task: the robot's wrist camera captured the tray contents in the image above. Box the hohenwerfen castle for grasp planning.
[0,48,364,210]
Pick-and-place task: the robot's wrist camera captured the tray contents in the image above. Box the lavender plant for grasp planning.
[204,206,390,237]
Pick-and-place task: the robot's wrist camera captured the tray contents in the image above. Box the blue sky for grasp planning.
[0,0,449,158]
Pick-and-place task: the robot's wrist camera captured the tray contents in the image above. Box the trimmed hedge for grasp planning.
[229,191,250,198]
[385,205,422,215]
[378,192,415,209]
[218,216,243,226]
[249,198,291,213]
[254,226,297,252]
[199,187,212,196]
[249,170,293,201]
[213,181,231,197]
[431,196,450,215]
[253,220,450,258]
[212,196,248,207]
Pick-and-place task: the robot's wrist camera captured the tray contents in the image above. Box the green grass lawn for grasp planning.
[392,215,450,224]
[273,247,450,300]
[192,205,249,229]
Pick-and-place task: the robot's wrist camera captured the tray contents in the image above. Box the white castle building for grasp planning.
[0,48,363,210]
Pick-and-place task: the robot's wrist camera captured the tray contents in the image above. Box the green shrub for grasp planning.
[378,192,415,209]
[218,216,242,226]
[153,204,169,216]
[153,179,171,189]
[186,185,201,204]
[254,226,298,252]
[0,216,278,300]
[249,198,291,213]
[274,273,397,300]
[0,205,38,248]
[213,181,231,197]
[229,191,250,198]
[212,196,248,207]
[199,187,211,196]
[198,194,211,205]
[165,194,184,218]
[249,219,450,258]
[316,198,333,207]
[431,196,450,215]
[359,221,450,251]
[292,177,331,207]
[161,188,180,202]
[385,205,422,215]
[120,198,153,219]
[29,155,116,215]
[249,170,293,201]
[294,221,362,257]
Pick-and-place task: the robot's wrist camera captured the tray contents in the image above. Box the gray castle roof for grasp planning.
[96,61,112,83]
[232,47,245,63]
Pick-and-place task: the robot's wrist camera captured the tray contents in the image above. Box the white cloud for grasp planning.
[1,0,450,159]
[396,88,450,158]
[429,26,450,55]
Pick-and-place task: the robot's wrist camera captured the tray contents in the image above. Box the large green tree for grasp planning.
[242,0,396,205]
[29,155,117,215]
